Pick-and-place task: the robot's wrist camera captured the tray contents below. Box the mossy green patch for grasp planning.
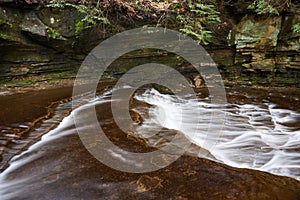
[4,78,40,87]
[292,24,300,33]
[118,67,128,73]
[75,20,85,35]
[0,71,76,88]
[272,76,299,86]
[46,27,66,40]
[0,32,16,41]
[133,4,152,13]
[74,54,87,60]
[0,18,13,28]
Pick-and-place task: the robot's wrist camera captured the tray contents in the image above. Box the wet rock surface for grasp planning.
[0,86,73,170]
[3,132,299,200]
[0,84,300,199]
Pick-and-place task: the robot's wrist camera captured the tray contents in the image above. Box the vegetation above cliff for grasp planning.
[17,0,299,44]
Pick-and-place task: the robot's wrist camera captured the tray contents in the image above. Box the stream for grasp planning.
[0,84,299,199]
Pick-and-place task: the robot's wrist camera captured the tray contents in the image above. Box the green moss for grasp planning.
[6,79,38,87]
[0,18,13,28]
[0,32,16,41]
[74,54,87,60]
[75,20,88,35]
[7,22,13,28]
[46,27,66,40]
[118,67,128,73]
[47,71,76,79]
[0,71,76,88]
[133,4,152,12]
[4,20,13,28]
[292,24,300,33]
[272,77,298,86]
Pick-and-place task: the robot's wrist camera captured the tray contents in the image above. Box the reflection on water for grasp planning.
[0,85,299,199]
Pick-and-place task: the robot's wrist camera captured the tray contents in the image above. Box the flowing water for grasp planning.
[134,88,300,180]
[0,85,299,199]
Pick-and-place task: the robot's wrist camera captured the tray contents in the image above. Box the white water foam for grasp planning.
[134,89,300,181]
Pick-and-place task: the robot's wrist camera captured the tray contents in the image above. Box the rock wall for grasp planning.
[0,0,299,86]
[225,13,300,86]
[0,2,111,82]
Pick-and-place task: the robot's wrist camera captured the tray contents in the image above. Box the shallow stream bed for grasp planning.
[0,84,299,199]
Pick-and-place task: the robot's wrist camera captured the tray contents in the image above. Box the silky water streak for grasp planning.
[72,27,227,173]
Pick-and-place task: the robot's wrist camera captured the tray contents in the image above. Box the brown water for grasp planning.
[0,84,299,199]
